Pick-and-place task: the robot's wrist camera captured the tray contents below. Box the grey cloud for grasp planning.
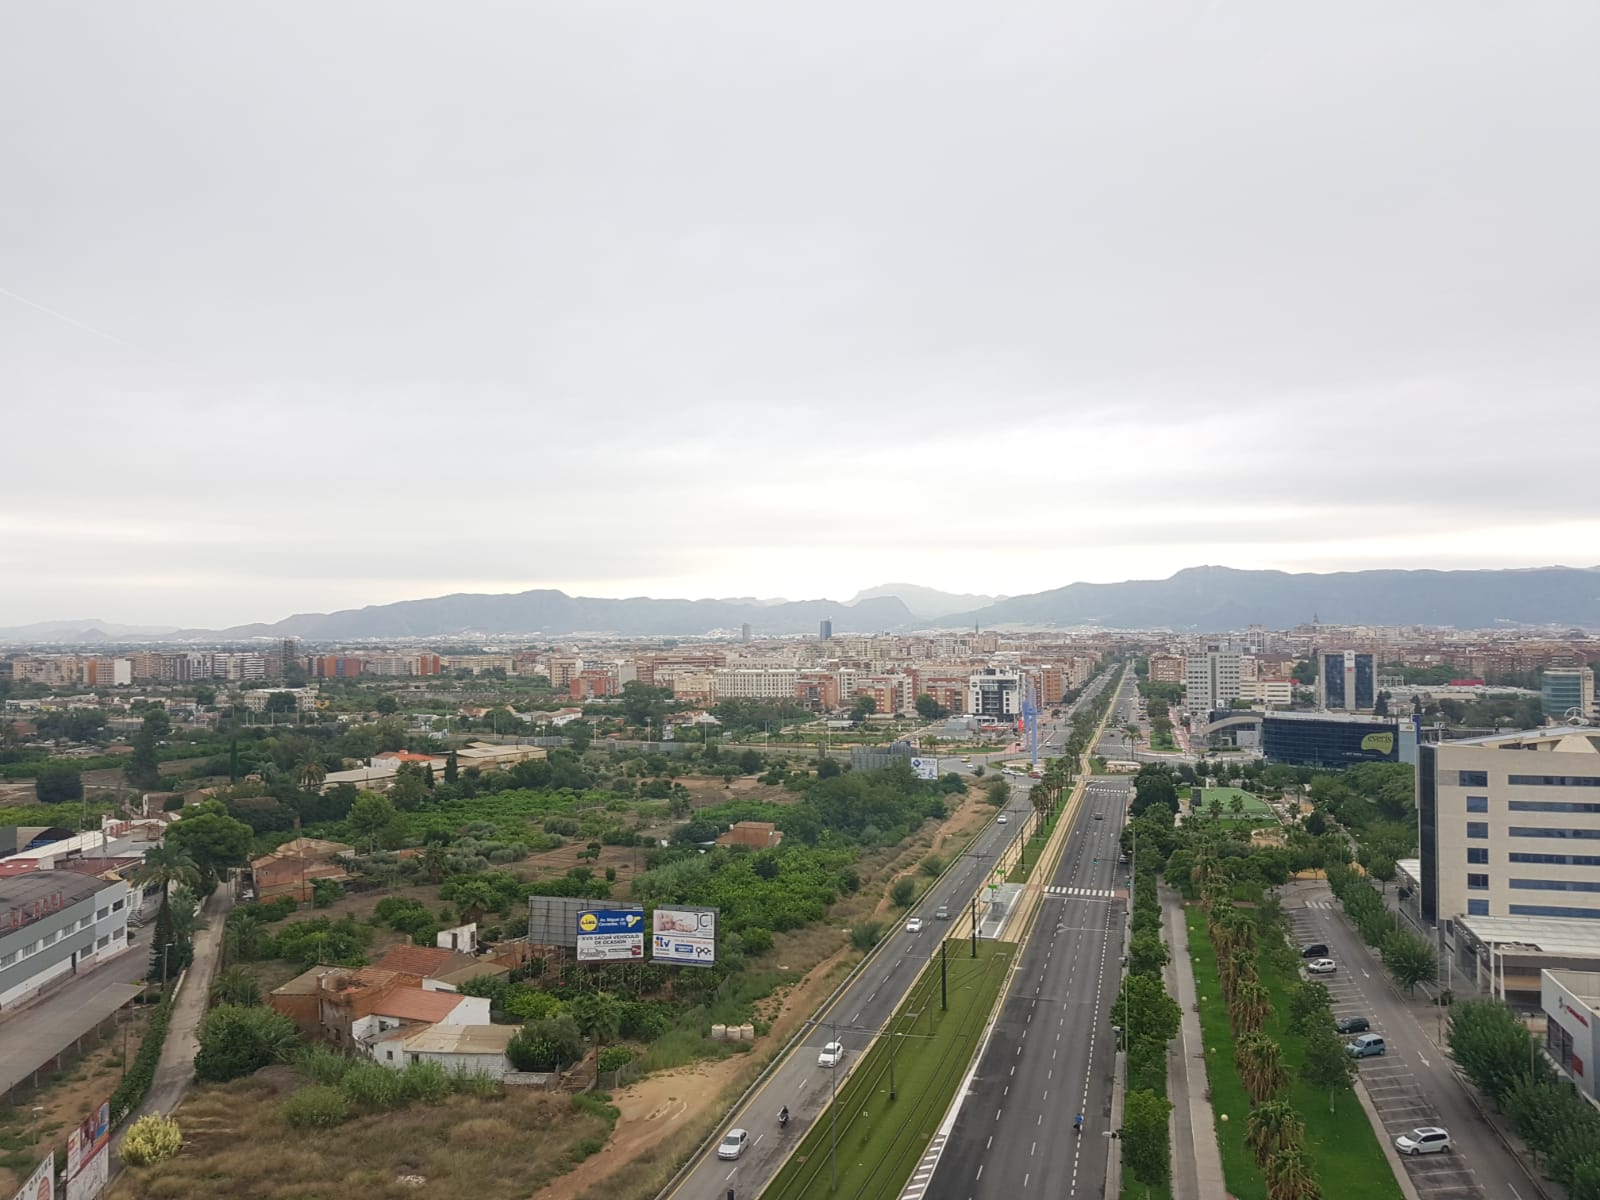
[3,2,1599,625]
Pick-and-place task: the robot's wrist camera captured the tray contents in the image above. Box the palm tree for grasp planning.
[1266,1147,1323,1200]
[1236,1032,1288,1105]
[1230,794,1246,817]
[296,759,327,793]
[132,845,201,984]
[1246,1101,1305,1168]
[1231,977,1273,1036]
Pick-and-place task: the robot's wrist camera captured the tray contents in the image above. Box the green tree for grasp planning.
[1380,931,1436,995]
[443,751,459,785]
[373,694,400,716]
[568,991,623,1065]
[1287,981,1332,1033]
[1449,999,1542,1107]
[132,845,202,982]
[1246,1099,1305,1167]
[296,758,326,794]
[165,810,253,892]
[1127,931,1170,978]
[347,791,402,851]
[1115,973,1182,1046]
[851,694,879,723]
[890,877,916,908]
[619,682,673,728]
[1122,1089,1173,1185]
[194,1004,298,1082]
[1230,976,1273,1037]
[1301,1023,1356,1107]
[914,694,948,720]
[34,762,84,804]
[1266,1147,1323,1200]
[209,965,262,1007]
[985,778,1009,807]
[126,707,171,789]
[1235,1031,1287,1105]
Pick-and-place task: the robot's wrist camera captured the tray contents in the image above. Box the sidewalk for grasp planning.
[1160,885,1228,1200]
[113,887,232,1150]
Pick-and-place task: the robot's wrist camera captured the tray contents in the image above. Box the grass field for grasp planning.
[1189,908,1402,1200]
[1191,788,1275,817]
[763,939,1015,1200]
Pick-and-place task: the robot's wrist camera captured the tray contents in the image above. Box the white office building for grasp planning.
[967,670,1021,720]
[712,669,799,700]
[1185,645,1242,717]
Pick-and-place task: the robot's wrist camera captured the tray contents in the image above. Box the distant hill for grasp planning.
[850,583,1005,619]
[947,565,1600,630]
[0,618,180,642]
[202,590,914,640]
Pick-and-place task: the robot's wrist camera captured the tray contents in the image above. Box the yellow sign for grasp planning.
[1360,732,1394,754]
[578,912,599,933]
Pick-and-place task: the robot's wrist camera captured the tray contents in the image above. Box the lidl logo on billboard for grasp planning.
[1360,732,1395,755]
[577,909,644,936]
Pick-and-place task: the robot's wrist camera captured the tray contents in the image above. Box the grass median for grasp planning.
[764,938,1015,1200]
[1008,806,1060,883]
[1190,910,1402,1200]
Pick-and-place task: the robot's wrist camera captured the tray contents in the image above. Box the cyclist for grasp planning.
[1074,1113,1084,1134]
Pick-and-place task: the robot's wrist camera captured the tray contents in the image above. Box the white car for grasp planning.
[717,1129,749,1160]
[818,1041,845,1067]
[1306,958,1336,974]
[905,917,923,933]
[1395,1127,1451,1156]
[997,814,1008,824]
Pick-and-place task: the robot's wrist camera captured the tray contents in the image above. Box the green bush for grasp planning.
[740,927,774,956]
[292,1045,354,1086]
[121,1115,183,1166]
[282,1085,350,1129]
[570,1137,606,1162]
[397,1060,453,1104]
[340,1062,406,1109]
[194,1005,299,1083]
[597,1045,635,1073]
[111,994,174,1123]
[850,921,885,951]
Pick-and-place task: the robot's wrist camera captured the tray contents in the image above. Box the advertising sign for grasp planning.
[1359,731,1395,755]
[576,933,646,962]
[909,756,939,782]
[575,908,644,962]
[64,1148,106,1200]
[65,1102,110,1180]
[650,906,717,967]
[10,1155,53,1200]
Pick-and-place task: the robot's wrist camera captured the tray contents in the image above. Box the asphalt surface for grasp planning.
[920,777,1131,1200]
[668,676,1118,1200]
[1284,879,1536,1200]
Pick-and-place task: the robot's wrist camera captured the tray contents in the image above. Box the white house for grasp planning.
[370,1023,517,1079]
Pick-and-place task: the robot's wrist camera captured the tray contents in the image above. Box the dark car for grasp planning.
[1300,943,1329,958]
[1336,1016,1371,1035]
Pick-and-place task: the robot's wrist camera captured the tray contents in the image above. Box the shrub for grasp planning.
[311,878,342,908]
[850,921,885,951]
[570,1137,606,1162]
[890,878,916,908]
[740,926,774,956]
[293,1045,354,1086]
[507,1016,585,1072]
[282,1085,350,1129]
[597,1045,635,1073]
[194,1005,298,1083]
[122,1114,183,1166]
[398,1060,453,1104]
[340,1062,406,1109]
[111,995,173,1122]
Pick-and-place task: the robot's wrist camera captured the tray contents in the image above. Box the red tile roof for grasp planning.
[375,944,470,979]
[370,987,467,1024]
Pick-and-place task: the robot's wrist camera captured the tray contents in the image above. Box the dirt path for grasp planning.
[533,783,990,1200]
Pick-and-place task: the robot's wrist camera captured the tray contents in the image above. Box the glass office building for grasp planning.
[1261,711,1402,767]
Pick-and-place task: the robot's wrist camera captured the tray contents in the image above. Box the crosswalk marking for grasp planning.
[1044,886,1117,898]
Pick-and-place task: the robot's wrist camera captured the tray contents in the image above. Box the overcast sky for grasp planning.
[3,2,1598,628]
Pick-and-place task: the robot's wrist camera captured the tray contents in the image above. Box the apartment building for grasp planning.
[309,655,365,678]
[79,657,133,688]
[1147,654,1185,684]
[570,668,620,700]
[365,653,443,677]
[210,653,268,682]
[853,675,910,716]
[1238,677,1294,707]
[968,670,1021,720]
[713,668,799,700]
[546,655,583,692]
[238,687,319,713]
[0,872,131,1009]
[794,672,842,712]
[1420,728,1600,925]
[1185,645,1242,717]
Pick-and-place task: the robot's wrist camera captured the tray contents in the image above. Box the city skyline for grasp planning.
[5,2,1599,627]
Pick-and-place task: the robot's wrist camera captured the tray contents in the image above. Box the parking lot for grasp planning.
[1287,903,1486,1200]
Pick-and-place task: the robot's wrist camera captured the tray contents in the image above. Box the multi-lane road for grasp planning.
[664,673,1121,1200]
[918,777,1131,1200]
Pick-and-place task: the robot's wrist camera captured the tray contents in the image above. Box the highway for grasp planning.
[918,777,1131,1200]
[664,673,1118,1200]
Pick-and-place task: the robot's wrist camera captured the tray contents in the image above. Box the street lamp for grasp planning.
[160,941,177,993]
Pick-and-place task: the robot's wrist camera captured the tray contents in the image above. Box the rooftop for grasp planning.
[1456,913,1600,958]
[370,987,468,1023]
[374,944,476,980]
[1261,710,1400,726]
[1448,727,1600,754]
[0,871,118,917]
[394,1023,517,1056]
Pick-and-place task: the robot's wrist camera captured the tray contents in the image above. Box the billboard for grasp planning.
[650,906,717,967]
[527,895,590,948]
[65,1102,109,1180]
[909,756,939,782]
[63,1149,105,1200]
[576,908,644,962]
[10,1156,53,1200]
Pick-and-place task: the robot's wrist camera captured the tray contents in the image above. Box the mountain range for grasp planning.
[4,565,1599,644]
